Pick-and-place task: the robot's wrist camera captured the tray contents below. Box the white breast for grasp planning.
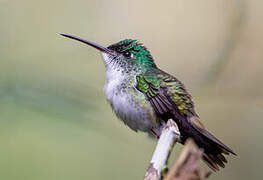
[104,69,155,132]
[101,52,157,132]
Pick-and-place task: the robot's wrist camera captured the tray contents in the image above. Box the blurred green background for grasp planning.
[0,0,262,179]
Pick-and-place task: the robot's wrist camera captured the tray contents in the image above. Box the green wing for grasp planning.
[136,70,236,171]
[136,70,236,156]
[136,69,195,117]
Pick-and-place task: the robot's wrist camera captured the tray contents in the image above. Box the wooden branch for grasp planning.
[164,139,211,180]
[144,119,180,180]
[144,120,211,180]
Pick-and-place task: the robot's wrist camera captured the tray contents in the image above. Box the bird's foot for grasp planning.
[151,128,161,139]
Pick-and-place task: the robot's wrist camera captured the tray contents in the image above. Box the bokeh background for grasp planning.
[0,0,262,179]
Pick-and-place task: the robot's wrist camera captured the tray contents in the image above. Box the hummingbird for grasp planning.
[60,33,236,171]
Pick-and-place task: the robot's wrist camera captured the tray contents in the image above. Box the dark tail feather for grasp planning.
[189,119,236,170]
[202,154,219,171]
[217,154,227,163]
[199,129,236,170]
[209,154,225,168]
[203,152,230,171]
[170,114,236,171]
[191,121,237,156]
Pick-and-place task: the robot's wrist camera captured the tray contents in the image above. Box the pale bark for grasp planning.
[144,119,180,180]
[144,119,211,180]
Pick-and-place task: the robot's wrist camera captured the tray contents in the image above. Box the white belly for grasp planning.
[103,70,157,132]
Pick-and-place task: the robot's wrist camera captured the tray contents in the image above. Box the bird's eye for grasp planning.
[123,51,132,58]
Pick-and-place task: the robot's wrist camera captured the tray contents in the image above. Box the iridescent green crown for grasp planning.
[108,39,156,68]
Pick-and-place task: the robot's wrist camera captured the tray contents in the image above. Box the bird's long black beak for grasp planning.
[60,33,114,55]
